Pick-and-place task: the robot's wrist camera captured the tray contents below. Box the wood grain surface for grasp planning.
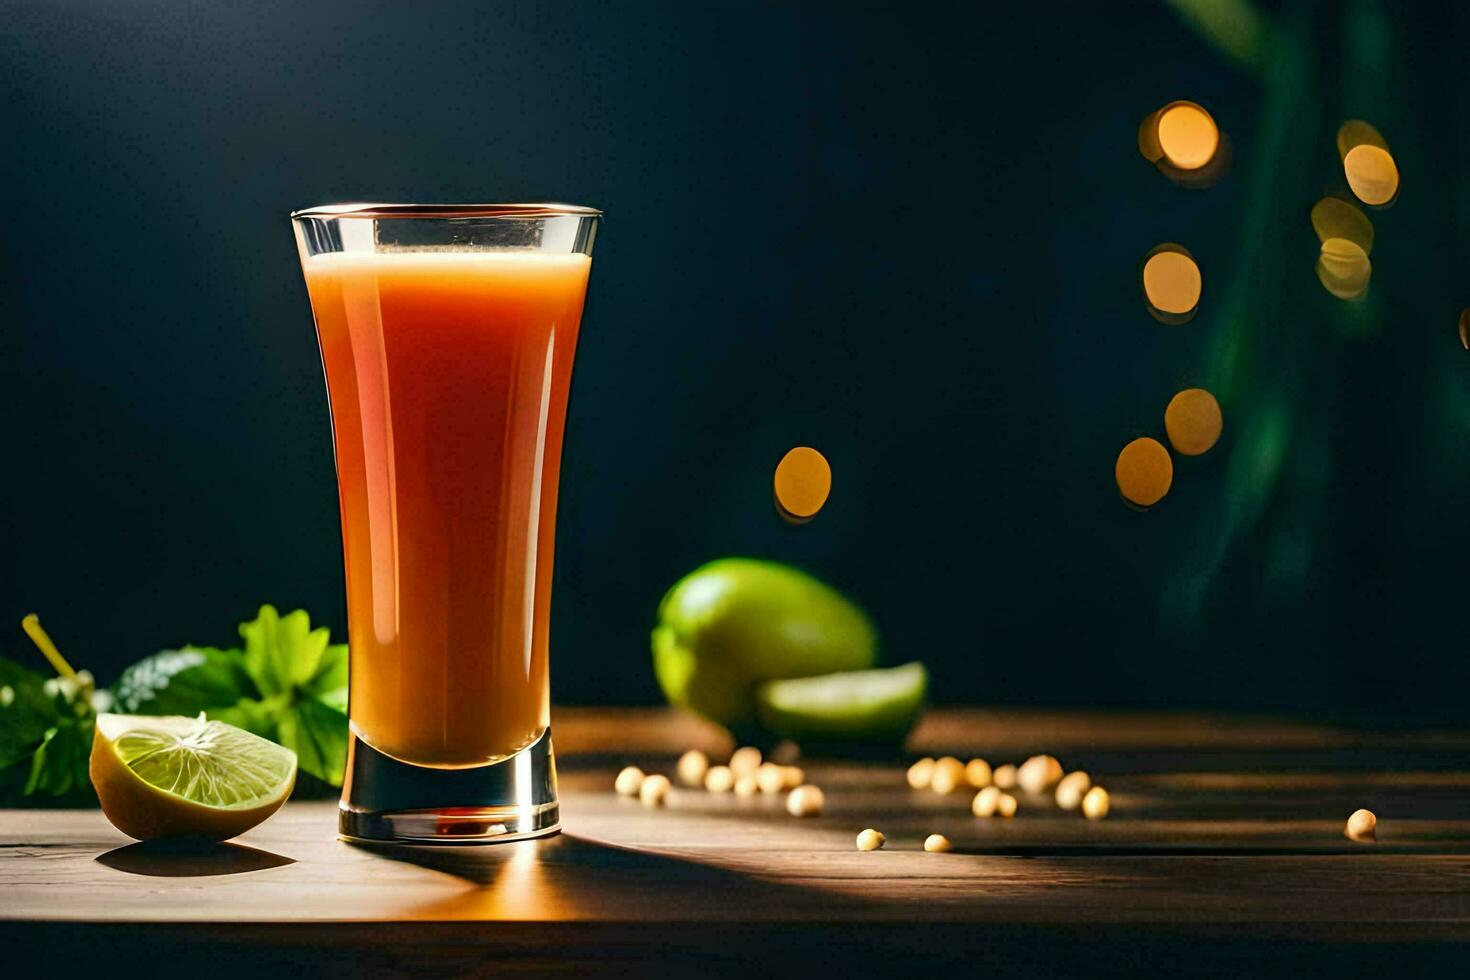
[3,707,1469,974]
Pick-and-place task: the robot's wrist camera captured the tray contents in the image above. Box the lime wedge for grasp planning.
[90,713,297,841]
[755,661,928,743]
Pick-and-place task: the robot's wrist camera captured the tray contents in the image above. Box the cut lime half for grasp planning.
[756,661,928,743]
[91,713,297,841]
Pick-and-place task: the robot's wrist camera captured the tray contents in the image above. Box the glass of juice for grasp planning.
[290,203,601,843]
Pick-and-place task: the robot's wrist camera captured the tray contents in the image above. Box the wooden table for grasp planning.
[4,708,1470,974]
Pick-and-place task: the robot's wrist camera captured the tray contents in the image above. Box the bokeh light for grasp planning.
[1459,309,1469,350]
[1337,120,1399,207]
[773,446,831,520]
[1316,237,1371,300]
[1138,101,1226,186]
[1156,102,1218,170]
[1164,388,1223,456]
[1115,437,1173,509]
[1141,245,1202,323]
[1310,196,1373,255]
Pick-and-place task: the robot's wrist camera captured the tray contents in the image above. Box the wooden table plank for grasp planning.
[3,708,1470,972]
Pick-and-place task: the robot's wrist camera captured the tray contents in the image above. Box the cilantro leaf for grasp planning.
[301,641,348,713]
[0,657,60,768]
[112,647,256,715]
[276,697,349,786]
[241,605,329,696]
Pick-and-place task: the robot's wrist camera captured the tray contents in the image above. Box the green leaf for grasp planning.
[111,647,256,715]
[206,696,285,741]
[0,657,61,769]
[275,697,348,786]
[240,605,329,696]
[23,716,96,802]
[301,643,348,712]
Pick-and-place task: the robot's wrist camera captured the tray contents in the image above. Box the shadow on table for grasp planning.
[96,840,295,877]
[347,831,872,922]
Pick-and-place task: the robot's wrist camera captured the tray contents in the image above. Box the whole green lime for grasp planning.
[651,558,878,726]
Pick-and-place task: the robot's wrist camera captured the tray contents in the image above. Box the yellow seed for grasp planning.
[781,766,805,790]
[906,757,936,789]
[729,746,762,776]
[856,828,886,851]
[1345,808,1377,842]
[1081,786,1110,820]
[614,766,646,797]
[704,764,735,793]
[786,784,825,817]
[965,758,992,788]
[733,773,760,798]
[997,793,1018,818]
[993,764,1018,790]
[923,833,952,853]
[931,756,967,795]
[639,774,671,807]
[972,786,1002,817]
[1017,755,1064,795]
[676,749,709,787]
[757,762,787,794]
[1055,771,1091,810]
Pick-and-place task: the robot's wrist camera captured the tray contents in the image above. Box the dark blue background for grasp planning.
[3,0,1467,718]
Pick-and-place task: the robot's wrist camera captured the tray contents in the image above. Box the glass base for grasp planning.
[338,727,559,845]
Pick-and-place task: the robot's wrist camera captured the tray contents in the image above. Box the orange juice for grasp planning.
[303,249,591,768]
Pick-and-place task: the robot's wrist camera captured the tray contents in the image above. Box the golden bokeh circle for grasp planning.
[1316,237,1371,300]
[1343,144,1399,207]
[774,446,832,519]
[1142,248,1203,318]
[1164,388,1223,456]
[1310,197,1373,255]
[1156,102,1219,171]
[1115,437,1173,509]
[1459,309,1469,350]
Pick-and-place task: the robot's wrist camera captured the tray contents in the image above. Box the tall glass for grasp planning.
[291,203,600,843]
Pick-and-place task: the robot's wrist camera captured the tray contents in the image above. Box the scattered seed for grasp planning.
[729,746,762,776]
[923,833,952,853]
[614,766,646,797]
[972,786,1002,817]
[734,772,760,797]
[993,763,1018,790]
[757,762,787,794]
[1017,755,1064,795]
[997,792,1018,818]
[965,758,992,788]
[1082,786,1110,820]
[931,756,968,795]
[906,757,936,789]
[1345,808,1377,842]
[856,828,886,851]
[1055,771,1091,810]
[781,766,805,791]
[676,749,709,787]
[639,774,671,807]
[786,784,825,817]
[704,764,735,793]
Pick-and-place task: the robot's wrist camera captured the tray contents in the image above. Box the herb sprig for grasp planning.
[0,605,349,805]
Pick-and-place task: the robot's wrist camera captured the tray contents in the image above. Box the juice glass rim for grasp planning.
[290,202,602,220]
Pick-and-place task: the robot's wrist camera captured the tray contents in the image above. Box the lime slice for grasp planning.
[90,713,297,841]
[755,661,928,743]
